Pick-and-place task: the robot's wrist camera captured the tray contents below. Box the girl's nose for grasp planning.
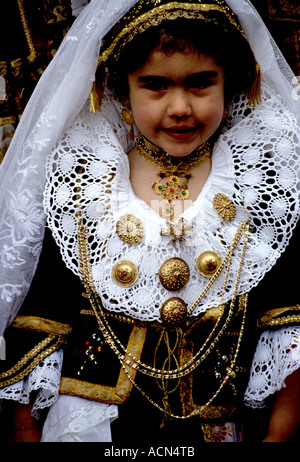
[166,88,192,118]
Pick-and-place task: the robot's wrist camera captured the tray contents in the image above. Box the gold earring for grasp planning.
[222,106,229,121]
[122,108,134,141]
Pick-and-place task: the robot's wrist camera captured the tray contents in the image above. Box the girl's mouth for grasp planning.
[162,125,200,140]
[164,125,198,133]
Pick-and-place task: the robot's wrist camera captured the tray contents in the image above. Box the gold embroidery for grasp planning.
[11,315,72,336]
[0,316,71,387]
[0,116,17,127]
[257,305,300,328]
[17,0,37,63]
[60,322,147,403]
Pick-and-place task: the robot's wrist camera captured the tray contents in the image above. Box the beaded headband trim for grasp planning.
[91,0,261,111]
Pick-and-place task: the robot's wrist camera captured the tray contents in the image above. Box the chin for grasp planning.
[160,138,205,157]
[164,144,198,157]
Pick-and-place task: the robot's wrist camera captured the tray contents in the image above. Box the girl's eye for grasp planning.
[185,72,218,90]
[145,83,167,91]
[186,77,213,90]
[142,78,168,91]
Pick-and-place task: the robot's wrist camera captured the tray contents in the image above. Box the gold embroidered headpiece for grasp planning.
[90,0,261,112]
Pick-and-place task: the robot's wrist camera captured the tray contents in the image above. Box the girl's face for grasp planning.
[127,49,226,157]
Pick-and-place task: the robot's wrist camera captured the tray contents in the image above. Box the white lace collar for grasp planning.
[44,85,300,322]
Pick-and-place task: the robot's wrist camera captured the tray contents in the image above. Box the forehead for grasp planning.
[131,50,225,80]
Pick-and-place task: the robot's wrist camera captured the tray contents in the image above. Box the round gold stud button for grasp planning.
[158,257,190,291]
[112,260,138,287]
[160,297,188,327]
[196,251,222,277]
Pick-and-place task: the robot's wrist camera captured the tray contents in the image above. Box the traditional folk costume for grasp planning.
[0,0,300,442]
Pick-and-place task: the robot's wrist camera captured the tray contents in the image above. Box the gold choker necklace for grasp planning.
[137,134,213,220]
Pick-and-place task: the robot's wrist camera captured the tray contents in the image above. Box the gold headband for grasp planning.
[90,0,261,111]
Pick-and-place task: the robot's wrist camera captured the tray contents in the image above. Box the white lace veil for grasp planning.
[0,0,299,333]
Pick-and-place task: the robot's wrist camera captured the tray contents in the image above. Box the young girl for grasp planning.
[0,0,300,443]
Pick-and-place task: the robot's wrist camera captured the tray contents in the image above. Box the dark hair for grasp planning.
[106,18,255,101]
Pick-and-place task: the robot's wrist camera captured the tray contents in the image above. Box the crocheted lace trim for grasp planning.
[0,349,63,418]
[245,326,300,407]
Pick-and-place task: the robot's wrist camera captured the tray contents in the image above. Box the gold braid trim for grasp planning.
[98,2,246,65]
[0,335,65,388]
[11,315,72,336]
[0,116,17,127]
[17,0,37,64]
[257,305,300,328]
[60,321,147,403]
[0,316,72,387]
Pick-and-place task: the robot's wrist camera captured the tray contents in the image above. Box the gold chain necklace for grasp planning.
[136,134,213,219]
[77,218,250,420]
[77,219,249,378]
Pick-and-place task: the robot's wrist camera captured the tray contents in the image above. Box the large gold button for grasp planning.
[112,260,138,287]
[160,297,188,327]
[158,257,190,291]
[196,251,222,277]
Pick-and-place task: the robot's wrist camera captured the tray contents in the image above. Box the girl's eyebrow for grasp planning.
[184,71,219,81]
[137,75,172,85]
[138,71,219,85]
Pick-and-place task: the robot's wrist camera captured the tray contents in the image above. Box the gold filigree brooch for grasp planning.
[116,214,144,245]
[213,193,236,222]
